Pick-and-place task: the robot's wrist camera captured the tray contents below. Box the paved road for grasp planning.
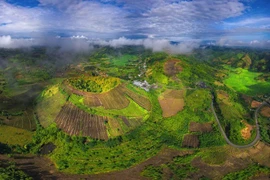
[211,99,269,148]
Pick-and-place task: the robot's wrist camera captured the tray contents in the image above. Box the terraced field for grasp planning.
[55,102,108,140]
[64,82,151,111]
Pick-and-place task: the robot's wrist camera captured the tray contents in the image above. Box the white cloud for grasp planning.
[0,35,37,48]
[217,37,270,48]
[224,17,270,27]
[138,0,246,36]
[0,1,47,33]
[250,40,259,45]
[0,35,93,52]
[0,0,248,40]
[70,35,88,40]
[0,35,199,54]
[96,37,200,54]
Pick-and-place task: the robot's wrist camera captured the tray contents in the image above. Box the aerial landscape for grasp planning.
[0,0,270,179]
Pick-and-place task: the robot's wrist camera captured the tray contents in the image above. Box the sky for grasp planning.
[0,0,270,50]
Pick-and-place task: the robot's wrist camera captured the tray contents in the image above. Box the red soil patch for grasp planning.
[182,134,199,148]
[251,100,262,108]
[189,122,213,133]
[260,106,270,117]
[164,59,182,76]
[240,121,253,140]
[55,102,108,140]
[158,89,184,118]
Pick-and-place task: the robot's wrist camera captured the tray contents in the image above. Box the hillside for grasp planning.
[0,46,270,179]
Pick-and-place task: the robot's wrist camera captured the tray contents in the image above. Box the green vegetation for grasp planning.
[147,62,168,85]
[0,125,33,146]
[94,98,149,118]
[36,84,66,127]
[111,54,138,66]
[141,165,163,180]
[199,148,228,165]
[223,164,270,180]
[223,66,270,95]
[258,115,270,144]
[141,153,198,179]
[0,164,32,180]
[168,154,198,179]
[68,76,120,93]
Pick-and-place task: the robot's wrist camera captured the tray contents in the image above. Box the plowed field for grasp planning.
[55,102,108,140]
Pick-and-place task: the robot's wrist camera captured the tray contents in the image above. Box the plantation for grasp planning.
[67,76,120,93]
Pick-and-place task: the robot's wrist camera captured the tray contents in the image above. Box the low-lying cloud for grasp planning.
[96,37,200,54]
[0,35,200,54]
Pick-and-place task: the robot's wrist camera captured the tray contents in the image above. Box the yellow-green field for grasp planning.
[223,66,270,95]
[0,125,33,146]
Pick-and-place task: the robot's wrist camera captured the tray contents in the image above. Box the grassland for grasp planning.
[223,66,270,95]
[0,125,33,146]
[36,85,67,127]
[110,54,138,66]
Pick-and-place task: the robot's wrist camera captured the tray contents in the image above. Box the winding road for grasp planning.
[211,98,269,148]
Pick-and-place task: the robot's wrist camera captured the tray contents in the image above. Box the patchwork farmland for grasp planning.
[37,80,151,139]
[55,102,108,140]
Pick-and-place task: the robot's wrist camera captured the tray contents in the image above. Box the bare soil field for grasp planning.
[189,122,213,133]
[251,100,262,108]
[158,89,184,117]
[260,106,270,117]
[55,102,108,140]
[182,134,199,148]
[164,59,182,76]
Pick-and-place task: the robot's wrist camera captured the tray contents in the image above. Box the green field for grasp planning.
[111,54,138,66]
[36,84,67,127]
[94,98,149,118]
[223,66,270,95]
[0,125,33,146]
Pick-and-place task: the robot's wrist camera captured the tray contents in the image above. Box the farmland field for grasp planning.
[164,59,182,76]
[0,125,33,146]
[158,89,185,117]
[223,66,270,95]
[260,106,270,117]
[55,102,109,139]
[110,54,138,66]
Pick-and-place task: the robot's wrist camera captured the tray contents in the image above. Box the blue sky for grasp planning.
[0,0,270,48]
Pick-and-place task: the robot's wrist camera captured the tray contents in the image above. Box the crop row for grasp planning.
[55,102,108,140]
